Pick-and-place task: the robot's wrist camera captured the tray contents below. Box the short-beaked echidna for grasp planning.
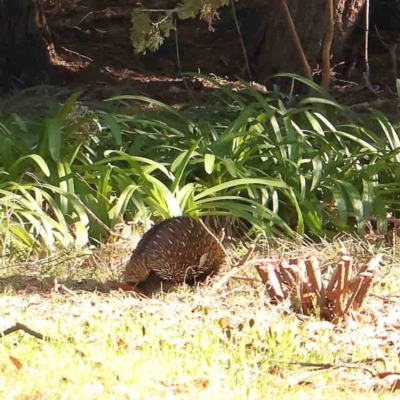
[124,217,227,291]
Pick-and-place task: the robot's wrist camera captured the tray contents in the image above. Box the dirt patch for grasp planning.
[41,0,400,112]
[43,0,258,103]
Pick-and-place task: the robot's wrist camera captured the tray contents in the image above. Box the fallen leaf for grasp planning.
[193,378,210,389]
[378,372,400,379]
[117,338,128,349]
[376,372,400,391]
[9,356,23,370]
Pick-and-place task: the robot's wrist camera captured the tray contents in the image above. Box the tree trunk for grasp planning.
[251,0,367,89]
[0,0,52,90]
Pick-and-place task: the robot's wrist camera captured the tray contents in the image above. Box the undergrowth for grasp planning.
[2,74,400,257]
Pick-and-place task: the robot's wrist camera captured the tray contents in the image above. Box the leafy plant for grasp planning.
[3,75,400,255]
[130,0,228,54]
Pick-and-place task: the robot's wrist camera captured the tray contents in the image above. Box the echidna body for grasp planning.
[124,217,226,289]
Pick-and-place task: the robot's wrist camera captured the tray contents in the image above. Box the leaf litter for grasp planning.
[0,237,400,397]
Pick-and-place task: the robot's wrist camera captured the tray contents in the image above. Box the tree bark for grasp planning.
[252,0,367,89]
[0,0,52,90]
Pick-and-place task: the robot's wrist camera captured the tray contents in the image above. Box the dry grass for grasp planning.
[1,236,400,399]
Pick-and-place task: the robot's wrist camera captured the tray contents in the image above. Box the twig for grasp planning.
[270,359,375,373]
[134,8,179,13]
[370,293,400,304]
[174,21,182,76]
[364,0,370,83]
[211,245,255,292]
[174,20,194,99]
[2,247,79,271]
[61,46,93,62]
[291,363,377,385]
[271,359,377,378]
[236,244,255,268]
[54,279,80,299]
[199,219,232,266]
[230,276,256,283]
[230,0,252,81]
[278,0,313,82]
[321,0,334,89]
[78,12,94,25]
[0,323,50,341]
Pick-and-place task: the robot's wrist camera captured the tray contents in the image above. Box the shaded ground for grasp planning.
[43,0,261,104]
[41,0,400,112]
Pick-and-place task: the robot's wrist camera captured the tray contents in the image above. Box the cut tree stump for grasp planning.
[254,253,382,323]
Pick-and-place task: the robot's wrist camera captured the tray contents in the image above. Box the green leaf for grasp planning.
[171,140,200,193]
[299,174,306,203]
[9,155,50,177]
[40,184,90,227]
[222,158,238,178]
[104,151,173,180]
[171,151,188,173]
[189,197,294,237]
[374,195,387,233]
[397,79,400,99]
[57,92,81,122]
[288,189,304,234]
[194,178,288,201]
[326,184,347,223]
[175,183,197,210]
[106,95,191,124]
[337,180,363,223]
[102,114,122,145]
[44,117,62,162]
[361,179,374,221]
[311,155,323,191]
[56,161,68,214]
[204,154,215,175]
[109,184,138,226]
[273,73,330,97]
[10,113,28,132]
[145,175,182,217]
[9,225,35,247]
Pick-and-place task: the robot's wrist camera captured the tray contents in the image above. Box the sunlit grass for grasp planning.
[0,289,397,399]
[1,238,400,399]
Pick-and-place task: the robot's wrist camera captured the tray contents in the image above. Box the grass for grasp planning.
[1,238,400,399]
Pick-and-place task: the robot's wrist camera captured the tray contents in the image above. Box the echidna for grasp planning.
[124,217,227,292]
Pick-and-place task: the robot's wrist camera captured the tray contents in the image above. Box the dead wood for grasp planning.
[254,253,382,322]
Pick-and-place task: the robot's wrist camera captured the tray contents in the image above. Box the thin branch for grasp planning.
[1,248,88,271]
[199,219,232,266]
[173,20,194,99]
[364,0,370,84]
[135,8,179,13]
[270,359,377,377]
[211,245,255,291]
[174,21,182,76]
[61,46,93,62]
[321,0,334,89]
[0,323,51,341]
[278,0,313,82]
[54,279,80,299]
[230,0,252,81]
